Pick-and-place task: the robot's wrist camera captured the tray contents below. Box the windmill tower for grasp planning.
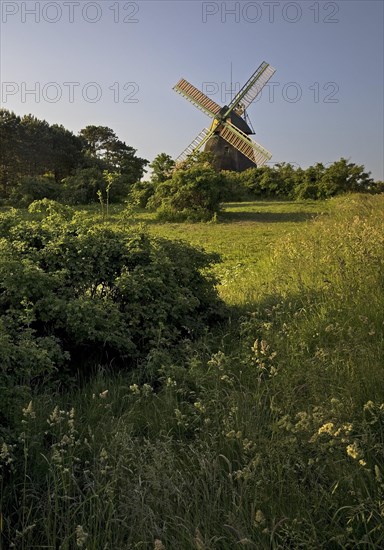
[173,61,276,171]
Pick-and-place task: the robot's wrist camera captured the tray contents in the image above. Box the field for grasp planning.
[1,195,384,549]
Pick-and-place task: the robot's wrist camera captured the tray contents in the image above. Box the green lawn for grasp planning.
[99,199,331,305]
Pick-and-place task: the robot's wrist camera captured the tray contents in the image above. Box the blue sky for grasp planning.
[1,0,383,179]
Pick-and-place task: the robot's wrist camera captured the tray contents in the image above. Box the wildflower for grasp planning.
[342,423,353,435]
[207,350,226,370]
[51,448,62,465]
[60,435,73,447]
[48,405,63,426]
[22,401,36,419]
[129,384,140,395]
[346,442,360,460]
[75,525,89,548]
[254,509,266,526]
[318,422,335,436]
[174,409,187,426]
[142,384,153,396]
[68,409,76,436]
[194,401,206,413]
[242,438,255,452]
[0,442,14,465]
[99,448,109,462]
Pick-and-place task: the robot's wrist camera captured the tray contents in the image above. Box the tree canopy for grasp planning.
[0,109,148,205]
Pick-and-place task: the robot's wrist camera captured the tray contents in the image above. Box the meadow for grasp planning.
[1,194,383,549]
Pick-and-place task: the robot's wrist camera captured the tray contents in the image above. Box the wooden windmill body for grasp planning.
[173,62,276,171]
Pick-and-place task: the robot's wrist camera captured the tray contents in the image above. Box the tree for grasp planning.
[258,166,283,196]
[0,109,22,197]
[0,110,84,201]
[318,158,374,197]
[79,125,148,184]
[294,163,326,199]
[149,153,175,184]
[48,124,84,182]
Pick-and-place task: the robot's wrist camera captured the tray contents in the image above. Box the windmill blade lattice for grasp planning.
[176,127,214,163]
[225,62,276,116]
[220,122,272,166]
[173,79,222,119]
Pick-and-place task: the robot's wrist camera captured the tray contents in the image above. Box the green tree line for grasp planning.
[131,152,383,222]
[0,109,148,205]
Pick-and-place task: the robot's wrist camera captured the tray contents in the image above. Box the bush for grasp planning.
[61,166,104,204]
[0,201,224,429]
[148,162,224,221]
[129,179,156,208]
[7,174,63,206]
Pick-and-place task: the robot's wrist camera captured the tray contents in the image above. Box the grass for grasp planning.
[1,194,384,549]
[85,199,330,306]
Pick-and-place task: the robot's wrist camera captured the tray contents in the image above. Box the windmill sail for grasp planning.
[219,122,272,166]
[176,127,214,163]
[225,62,276,117]
[173,79,222,119]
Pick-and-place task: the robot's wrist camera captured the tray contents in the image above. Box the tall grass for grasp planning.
[1,194,383,548]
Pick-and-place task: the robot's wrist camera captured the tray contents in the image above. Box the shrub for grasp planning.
[61,166,104,204]
[0,201,224,429]
[129,179,156,208]
[148,162,224,221]
[7,174,63,206]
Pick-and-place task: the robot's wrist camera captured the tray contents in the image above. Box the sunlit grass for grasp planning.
[1,194,383,548]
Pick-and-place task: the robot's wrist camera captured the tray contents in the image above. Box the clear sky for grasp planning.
[1,0,383,179]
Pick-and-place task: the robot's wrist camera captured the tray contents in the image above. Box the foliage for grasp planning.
[7,174,64,206]
[149,152,175,184]
[149,158,224,221]
[1,195,384,547]
[79,125,148,186]
[129,153,176,209]
[0,110,148,205]
[129,179,156,208]
[61,166,103,204]
[0,110,84,198]
[0,201,223,431]
[220,159,378,202]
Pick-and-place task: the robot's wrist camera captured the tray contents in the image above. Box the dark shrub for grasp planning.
[0,201,224,429]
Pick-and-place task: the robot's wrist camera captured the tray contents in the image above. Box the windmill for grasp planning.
[173,61,276,171]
